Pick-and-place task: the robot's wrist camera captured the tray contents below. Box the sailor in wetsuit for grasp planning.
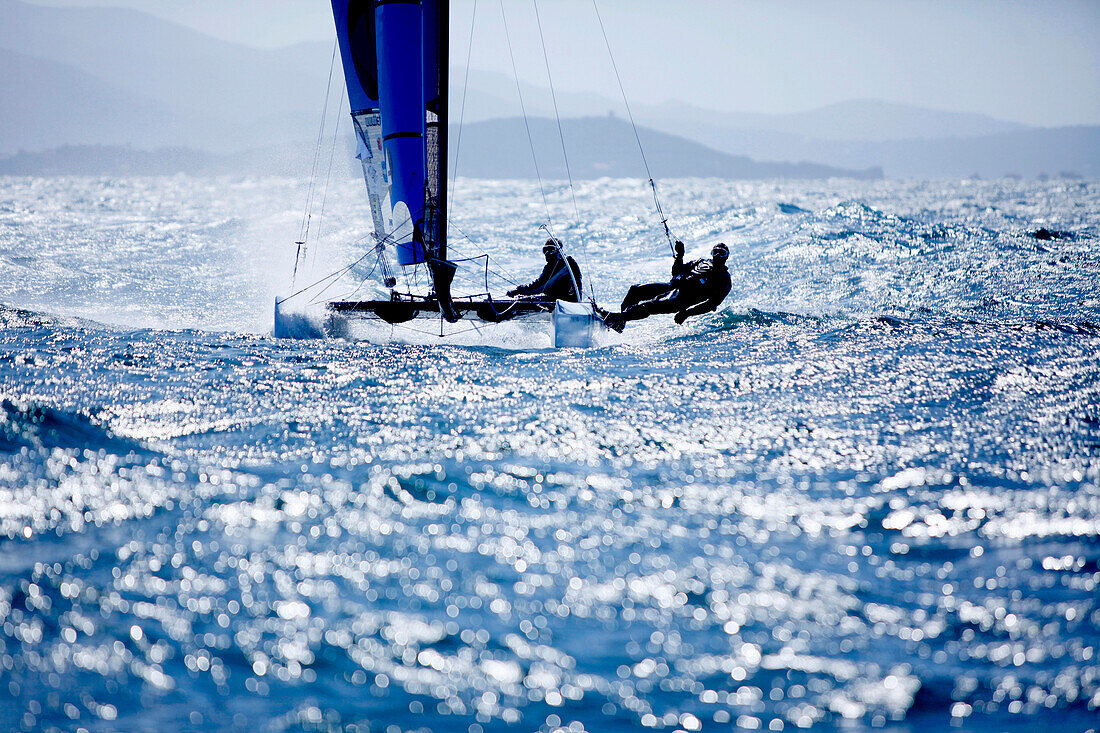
[602,241,731,332]
[506,238,582,302]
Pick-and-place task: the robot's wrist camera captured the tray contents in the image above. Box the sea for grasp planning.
[0,174,1097,732]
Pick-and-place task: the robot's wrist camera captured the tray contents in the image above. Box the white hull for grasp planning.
[274,298,604,349]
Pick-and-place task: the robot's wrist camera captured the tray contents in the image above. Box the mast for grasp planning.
[421,0,457,320]
[437,0,448,261]
[422,0,448,262]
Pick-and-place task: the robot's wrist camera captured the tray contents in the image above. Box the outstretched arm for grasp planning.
[507,262,554,296]
[670,241,688,278]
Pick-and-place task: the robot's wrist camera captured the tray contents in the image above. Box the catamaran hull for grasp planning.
[274,298,601,348]
[273,297,327,339]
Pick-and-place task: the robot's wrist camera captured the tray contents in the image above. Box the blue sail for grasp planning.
[375,1,426,265]
[331,0,447,268]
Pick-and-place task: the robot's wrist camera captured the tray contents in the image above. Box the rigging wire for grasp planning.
[284,219,412,307]
[310,85,347,274]
[445,237,521,287]
[532,0,596,299]
[444,1,527,300]
[315,256,381,306]
[294,39,340,283]
[279,251,370,307]
[447,1,576,301]
[498,0,551,225]
[591,0,676,253]
[449,0,478,206]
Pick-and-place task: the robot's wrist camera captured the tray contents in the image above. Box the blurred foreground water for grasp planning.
[0,176,1098,732]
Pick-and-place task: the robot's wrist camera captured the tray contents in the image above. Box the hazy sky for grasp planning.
[23,0,1100,126]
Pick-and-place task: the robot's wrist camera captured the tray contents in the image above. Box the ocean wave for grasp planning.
[0,399,148,455]
[0,302,101,330]
[0,176,1098,731]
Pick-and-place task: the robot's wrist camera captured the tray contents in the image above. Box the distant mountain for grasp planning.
[452,68,611,124]
[0,47,235,152]
[824,125,1100,178]
[452,69,1031,142]
[448,116,880,180]
[642,99,1029,145]
[737,99,1029,141]
[0,118,881,180]
[1,47,161,151]
[0,142,332,177]
[0,0,330,124]
[0,144,222,176]
[0,0,329,154]
[0,0,1092,178]
[0,47,328,155]
[448,70,1099,176]
[646,113,1100,178]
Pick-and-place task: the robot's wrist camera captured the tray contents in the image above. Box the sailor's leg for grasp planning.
[620,285,644,311]
[604,289,682,332]
[619,294,682,323]
[620,282,673,311]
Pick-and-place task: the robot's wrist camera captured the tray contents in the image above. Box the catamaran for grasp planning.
[275,0,674,347]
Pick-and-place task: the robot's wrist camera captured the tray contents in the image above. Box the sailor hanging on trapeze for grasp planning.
[597,241,731,332]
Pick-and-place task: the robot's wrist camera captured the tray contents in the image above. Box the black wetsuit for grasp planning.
[510,255,582,302]
[615,252,730,324]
